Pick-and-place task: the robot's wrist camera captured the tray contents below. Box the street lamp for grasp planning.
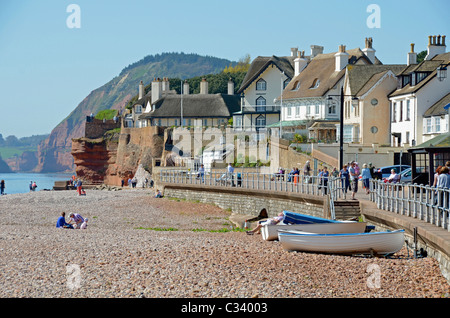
[326,87,358,170]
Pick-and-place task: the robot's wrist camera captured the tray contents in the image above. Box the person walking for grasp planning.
[339,165,350,194]
[0,180,5,195]
[349,161,359,200]
[361,163,372,194]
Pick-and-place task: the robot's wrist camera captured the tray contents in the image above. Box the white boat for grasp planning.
[278,229,405,256]
[261,221,368,241]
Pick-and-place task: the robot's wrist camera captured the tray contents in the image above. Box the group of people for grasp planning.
[433,161,450,189]
[56,212,88,229]
[29,181,38,192]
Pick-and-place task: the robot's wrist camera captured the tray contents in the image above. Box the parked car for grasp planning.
[399,168,412,183]
[373,165,411,179]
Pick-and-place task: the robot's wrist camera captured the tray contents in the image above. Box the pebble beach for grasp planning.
[0,188,449,299]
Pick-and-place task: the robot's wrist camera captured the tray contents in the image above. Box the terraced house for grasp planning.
[278,38,382,142]
[389,35,450,147]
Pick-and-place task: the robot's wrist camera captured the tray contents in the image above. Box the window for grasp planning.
[295,106,300,117]
[287,106,292,117]
[435,117,440,132]
[392,102,397,122]
[306,105,310,115]
[256,96,266,112]
[256,79,266,91]
[283,79,290,89]
[402,75,410,87]
[405,131,410,144]
[203,119,208,126]
[399,101,403,122]
[370,126,378,134]
[406,100,410,121]
[235,117,242,128]
[426,118,432,133]
[315,104,320,115]
[371,98,378,106]
[310,78,320,89]
[174,119,178,126]
[292,81,300,91]
[135,105,142,114]
[416,72,429,84]
[255,115,266,131]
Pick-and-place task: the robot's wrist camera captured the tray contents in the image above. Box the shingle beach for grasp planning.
[0,188,449,298]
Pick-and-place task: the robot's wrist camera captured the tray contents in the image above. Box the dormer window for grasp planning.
[135,105,142,114]
[310,78,320,89]
[416,72,429,84]
[402,75,410,87]
[256,79,267,91]
[291,81,301,91]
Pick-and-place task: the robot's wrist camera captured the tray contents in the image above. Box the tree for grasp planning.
[417,50,427,63]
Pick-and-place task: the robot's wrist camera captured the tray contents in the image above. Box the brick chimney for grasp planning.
[335,45,349,72]
[227,78,234,95]
[151,78,162,104]
[139,80,144,99]
[425,35,446,60]
[362,37,376,64]
[162,77,170,91]
[310,45,324,58]
[200,78,208,94]
[407,43,417,65]
[294,50,307,76]
[183,80,190,95]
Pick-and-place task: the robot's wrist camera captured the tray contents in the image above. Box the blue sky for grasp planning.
[0,0,448,138]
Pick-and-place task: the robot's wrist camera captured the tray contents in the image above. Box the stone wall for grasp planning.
[162,184,329,219]
[85,118,121,139]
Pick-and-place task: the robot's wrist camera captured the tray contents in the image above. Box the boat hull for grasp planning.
[278,230,405,255]
[282,211,341,224]
[261,222,367,241]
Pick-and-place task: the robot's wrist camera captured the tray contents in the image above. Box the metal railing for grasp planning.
[369,179,450,231]
[159,169,450,231]
[160,169,351,220]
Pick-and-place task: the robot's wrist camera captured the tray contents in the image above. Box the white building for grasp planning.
[389,35,450,147]
[279,39,382,142]
[233,48,305,134]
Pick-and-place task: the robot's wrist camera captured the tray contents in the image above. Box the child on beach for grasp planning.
[56,212,73,229]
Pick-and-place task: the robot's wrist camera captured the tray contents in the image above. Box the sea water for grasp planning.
[0,172,73,195]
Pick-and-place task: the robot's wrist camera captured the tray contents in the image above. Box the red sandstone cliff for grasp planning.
[72,126,165,186]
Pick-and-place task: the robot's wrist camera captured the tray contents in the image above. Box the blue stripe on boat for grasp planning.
[283,211,340,224]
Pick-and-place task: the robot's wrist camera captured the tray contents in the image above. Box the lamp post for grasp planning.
[326,87,358,170]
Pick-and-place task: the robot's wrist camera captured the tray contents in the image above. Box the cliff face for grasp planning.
[72,126,165,186]
[71,137,119,185]
[5,151,38,172]
[37,53,235,173]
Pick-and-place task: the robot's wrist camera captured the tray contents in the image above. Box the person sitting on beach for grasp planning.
[56,212,73,229]
[69,212,88,229]
[246,212,285,235]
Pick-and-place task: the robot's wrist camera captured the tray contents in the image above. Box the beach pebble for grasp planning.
[0,189,449,298]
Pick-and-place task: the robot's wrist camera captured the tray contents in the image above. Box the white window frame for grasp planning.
[256,79,267,91]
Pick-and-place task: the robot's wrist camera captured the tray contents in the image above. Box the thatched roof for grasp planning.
[139,93,240,119]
